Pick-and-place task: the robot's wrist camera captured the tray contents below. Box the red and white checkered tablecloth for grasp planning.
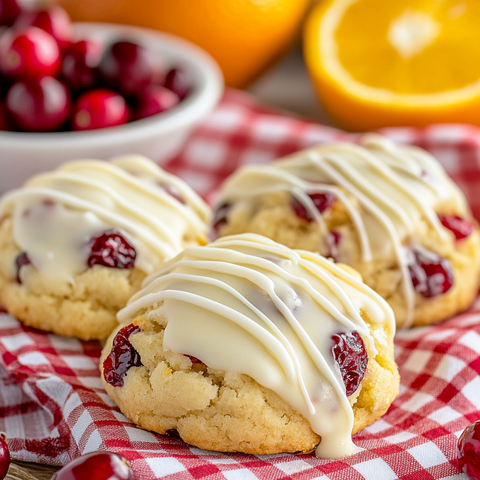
[1,88,480,479]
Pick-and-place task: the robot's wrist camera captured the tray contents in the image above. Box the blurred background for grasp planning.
[246,45,331,124]
[49,0,480,131]
[3,0,480,133]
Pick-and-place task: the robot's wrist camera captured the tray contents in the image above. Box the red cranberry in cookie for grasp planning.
[439,214,473,241]
[211,202,231,237]
[87,230,136,269]
[408,247,453,298]
[291,192,336,223]
[103,324,142,387]
[14,251,30,284]
[331,331,368,396]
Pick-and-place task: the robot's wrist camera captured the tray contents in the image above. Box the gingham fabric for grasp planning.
[1,89,480,479]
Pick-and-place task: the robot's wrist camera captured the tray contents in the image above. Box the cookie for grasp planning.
[0,155,211,340]
[100,233,399,458]
[213,134,480,327]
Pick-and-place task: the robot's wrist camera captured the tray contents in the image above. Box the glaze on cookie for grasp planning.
[213,134,480,327]
[101,233,399,458]
[0,155,211,340]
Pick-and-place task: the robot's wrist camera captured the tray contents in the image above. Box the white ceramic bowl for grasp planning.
[0,22,224,194]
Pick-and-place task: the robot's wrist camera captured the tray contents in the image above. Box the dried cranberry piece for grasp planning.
[457,420,480,480]
[87,230,136,269]
[408,248,453,298]
[331,331,368,396]
[15,251,31,284]
[211,202,231,237]
[185,355,203,364]
[0,433,10,480]
[51,451,133,480]
[439,214,473,241]
[326,230,342,259]
[103,324,142,387]
[330,230,341,246]
[291,192,336,223]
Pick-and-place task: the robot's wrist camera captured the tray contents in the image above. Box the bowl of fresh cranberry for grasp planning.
[0,2,224,193]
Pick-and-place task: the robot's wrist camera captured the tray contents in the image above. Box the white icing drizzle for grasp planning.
[216,134,470,327]
[118,233,396,459]
[0,155,211,283]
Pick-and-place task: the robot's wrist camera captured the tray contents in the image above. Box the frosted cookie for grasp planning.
[0,156,210,340]
[100,233,399,458]
[213,134,480,328]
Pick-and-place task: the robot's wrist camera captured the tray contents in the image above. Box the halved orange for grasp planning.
[304,0,480,131]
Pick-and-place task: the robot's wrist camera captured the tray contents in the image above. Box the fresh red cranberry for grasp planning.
[15,251,30,283]
[13,6,72,51]
[0,433,10,480]
[166,429,181,438]
[457,420,480,480]
[408,247,453,298]
[103,324,143,387]
[0,26,60,78]
[331,331,368,396]
[0,101,12,130]
[439,214,473,241]
[164,67,191,100]
[291,192,336,223]
[98,40,163,96]
[0,25,7,42]
[51,451,134,480]
[72,89,129,131]
[211,202,231,237]
[5,76,70,132]
[0,0,22,26]
[61,40,102,92]
[87,230,136,269]
[0,71,12,99]
[132,85,179,121]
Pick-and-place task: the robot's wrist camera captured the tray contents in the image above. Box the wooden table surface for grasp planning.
[6,461,59,480]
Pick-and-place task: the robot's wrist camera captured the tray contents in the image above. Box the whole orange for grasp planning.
[55,0,310,88]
